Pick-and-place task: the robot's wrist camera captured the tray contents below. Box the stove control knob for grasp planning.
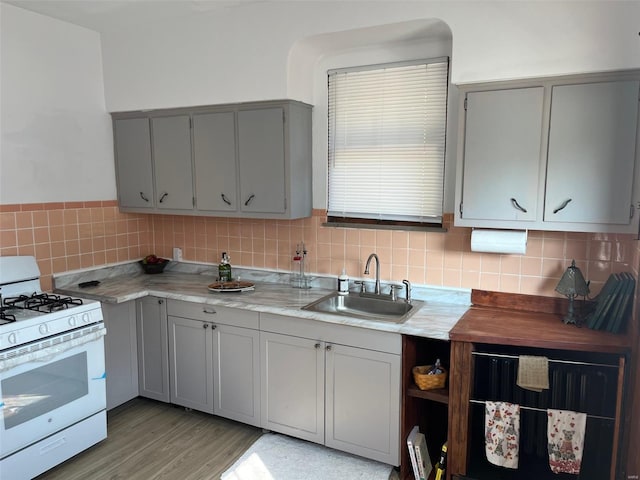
[68,316,77,327]
[8,332,17,345]
[39,324,49,335]
[81,313,90,324]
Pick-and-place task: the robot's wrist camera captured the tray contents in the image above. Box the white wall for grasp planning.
[101,1,640,111]
[0,3,116,204]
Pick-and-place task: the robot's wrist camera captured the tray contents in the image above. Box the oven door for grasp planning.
[0,325,106,458]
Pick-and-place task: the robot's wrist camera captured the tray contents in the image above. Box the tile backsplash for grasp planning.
[1,202,637,297]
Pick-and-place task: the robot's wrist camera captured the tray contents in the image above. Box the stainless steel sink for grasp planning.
[301,292,422,323]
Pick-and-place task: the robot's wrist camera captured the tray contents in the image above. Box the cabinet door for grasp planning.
[213,324,260,426]
[325,343,401,465]
[193,111,238,212]
[260,331,324,444]
[114,118,155,209]
[238,108,286,214]
[168,315,214,413]
[151,115,194,210]
[460,87,544,221]
[103,301,138,410]
[544,80,639,226]
[136,296,169,402]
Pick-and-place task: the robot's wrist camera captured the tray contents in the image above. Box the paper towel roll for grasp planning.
[470,229,527,254]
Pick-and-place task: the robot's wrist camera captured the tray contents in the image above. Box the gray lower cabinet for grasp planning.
[102,301,139,410]
[260,313,401,466]
[325,343,401,463]
[261,331,325,444]
[136,296,170,402]
[168,315,214,413]
[166,300,261,422]
[213,323,261,426]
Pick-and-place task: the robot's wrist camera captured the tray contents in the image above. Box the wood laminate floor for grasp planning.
[36,398,262,480]
[35,398,400,480]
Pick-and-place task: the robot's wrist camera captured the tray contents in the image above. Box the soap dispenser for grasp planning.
[338,269,349,294]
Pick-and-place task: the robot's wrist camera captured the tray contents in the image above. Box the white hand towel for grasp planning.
[485,401,520,469]
[547,409,587,474]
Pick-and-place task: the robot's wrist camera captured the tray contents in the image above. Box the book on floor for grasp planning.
[414,431,432,480]
[406,425,421,480]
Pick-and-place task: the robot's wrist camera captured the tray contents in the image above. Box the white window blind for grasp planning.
[328,58,449,224]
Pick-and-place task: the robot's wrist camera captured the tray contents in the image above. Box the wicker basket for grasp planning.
[412,365,447,390]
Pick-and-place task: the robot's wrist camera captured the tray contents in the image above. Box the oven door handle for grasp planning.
[0,325,106,373]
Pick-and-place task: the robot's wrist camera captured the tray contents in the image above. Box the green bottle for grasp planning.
[218,252,232,282]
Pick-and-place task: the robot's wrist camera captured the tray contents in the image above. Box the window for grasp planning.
[327,58,449,227]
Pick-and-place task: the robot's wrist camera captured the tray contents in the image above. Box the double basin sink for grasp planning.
[302,292,422,324]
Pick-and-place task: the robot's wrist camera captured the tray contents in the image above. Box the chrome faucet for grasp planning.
[364,253,381,295]
[402,279,412,304]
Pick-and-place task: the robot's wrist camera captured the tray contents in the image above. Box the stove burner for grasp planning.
[3,293,83,314]
[0,307,16,324]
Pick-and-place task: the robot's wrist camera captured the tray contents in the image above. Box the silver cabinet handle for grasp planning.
[203,309,216,315]
[221,193,232,206]
[211,324,217,330]
[203,323,209,329]
[244,194,255,206]
[510,198,527,213]
[553,198,572,214]
[158,299,163,305]
[325,345,332,351]
[314,343,321,349]
[140,192,149,202]
[159,192,168,203]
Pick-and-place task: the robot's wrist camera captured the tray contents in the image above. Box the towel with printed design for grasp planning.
[547,409,587,474]
[485,401,520,469]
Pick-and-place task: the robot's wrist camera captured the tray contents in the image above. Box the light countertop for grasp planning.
[54,261,471,341]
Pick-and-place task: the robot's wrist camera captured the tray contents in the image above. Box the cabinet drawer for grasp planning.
[167,299,259,329]
[260,312,401,354]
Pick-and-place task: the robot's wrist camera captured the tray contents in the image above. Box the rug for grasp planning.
[220,433,393,480]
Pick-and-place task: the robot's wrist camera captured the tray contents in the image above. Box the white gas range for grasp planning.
[0,256,107,479]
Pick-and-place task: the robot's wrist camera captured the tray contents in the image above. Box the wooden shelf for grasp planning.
[407,384,449,404]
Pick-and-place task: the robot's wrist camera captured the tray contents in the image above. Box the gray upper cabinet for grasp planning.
[459,87,543,223]
[151,115,194,210]
[454,71,640,233]
[193,111,237,212]
[238,107,286,214]
[112,100,312,219]
[544,80,640,226]
[113,118,155,209]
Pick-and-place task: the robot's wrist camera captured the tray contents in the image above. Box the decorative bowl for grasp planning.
[139,258,169,274]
